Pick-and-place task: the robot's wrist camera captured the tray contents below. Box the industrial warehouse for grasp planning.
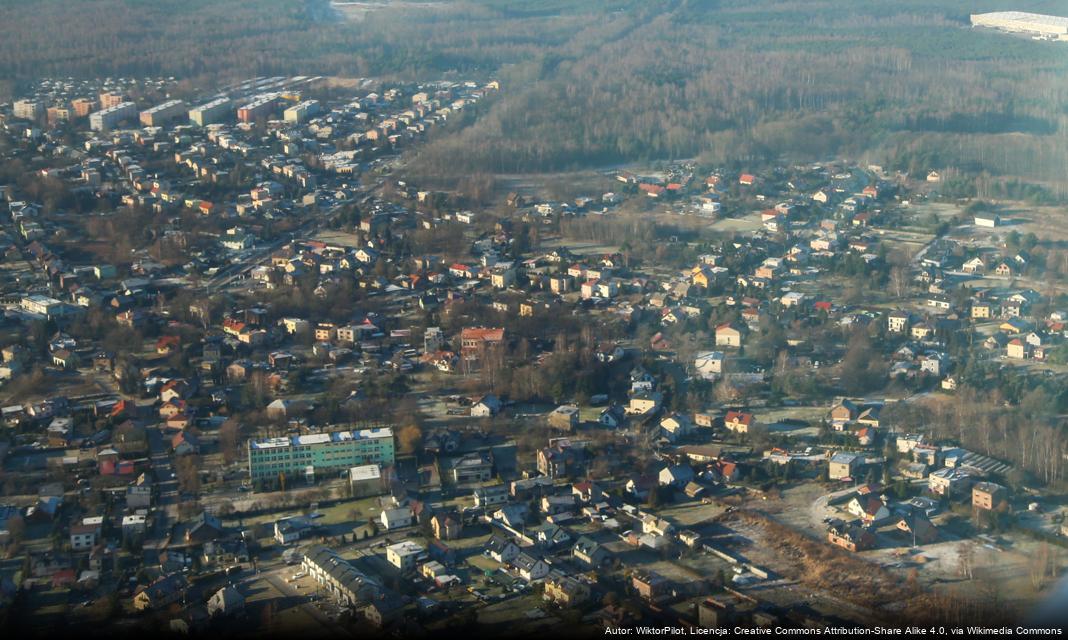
[971,11,1068,40]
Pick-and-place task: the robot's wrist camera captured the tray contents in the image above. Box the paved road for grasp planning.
[145,425,179,549]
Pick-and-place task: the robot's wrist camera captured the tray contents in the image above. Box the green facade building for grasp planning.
[248,427,395,485]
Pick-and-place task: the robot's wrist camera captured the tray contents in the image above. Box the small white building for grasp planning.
[693,351,724,380]
[386,540,425,572]
[380,507,413,531]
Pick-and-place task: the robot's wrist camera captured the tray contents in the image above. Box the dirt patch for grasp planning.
[725,509,914,607]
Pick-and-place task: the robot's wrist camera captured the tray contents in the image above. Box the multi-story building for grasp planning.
[71,98,97,118]
[13,99,43,121]
[543,571,591,607]
[473,484,509,508]
[448,453,493,484]
[98,92,126,109]
[972,481,1008,511]
[70,519,101,551]
[828,452,861,481]
[460,327,505,364]
[140,99,188,127]
[46,104,73,125]
[349,464,384,498]
[929,467,978,497]
[247,427,395,484]
[20,294,74,320]
[283,99,321,124]
[89,102,137,131]
[189,98,233,126]
[237,94,279,123]
[385,540,425,572]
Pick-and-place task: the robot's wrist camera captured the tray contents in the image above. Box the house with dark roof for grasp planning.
[572,536,611,567]
[826,519,875,552]
[133,573,189,611]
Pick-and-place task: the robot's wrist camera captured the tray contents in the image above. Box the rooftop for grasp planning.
[250,427,393,450]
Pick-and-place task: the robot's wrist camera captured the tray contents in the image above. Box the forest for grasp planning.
[2,0,1067,193]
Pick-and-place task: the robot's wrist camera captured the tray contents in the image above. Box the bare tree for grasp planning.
[957,542,975,580]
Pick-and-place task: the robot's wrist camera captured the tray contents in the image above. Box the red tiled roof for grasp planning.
[725,411,753,426]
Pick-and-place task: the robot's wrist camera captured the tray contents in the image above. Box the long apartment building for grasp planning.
[237,94,280,123]
[140,99,188,127]
[283,99,321,124]
[89,102,137,131]
[247,427,395,484]
[189,98,233,126]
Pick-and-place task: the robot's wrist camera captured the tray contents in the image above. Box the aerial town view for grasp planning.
[0,1,1067,638]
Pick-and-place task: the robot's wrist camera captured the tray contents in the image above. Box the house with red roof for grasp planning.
[460,327,505,364]
[846,495,891,525]
[724,411,754,434]
[639,183,666,198]
[156,335,181,355]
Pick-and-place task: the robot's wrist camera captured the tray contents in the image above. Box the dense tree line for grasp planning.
[3,0,1066,193]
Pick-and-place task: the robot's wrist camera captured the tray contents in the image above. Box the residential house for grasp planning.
[599,404,627,428]
[572,537,611,567]
[715,323,742,347]
[386,540,425,572]
[659,413,694,442]
[133,574,189,611]
[207,586,245,618]
[544,572,591,607]
[829,452,861,481]
[658,464,695,488]
[380,507,413,531]
[275,517,313,545]
[430,512,463,540]
[627,391,663,416]
[470,394,501,417]
[486,536,520,563]
[826,519,875,552]
[929,467,977,497]
[846,495,891,525]
[548,405,580,431]
[70,520,101,551]
[693,351,724,380]
[632,571,671,602]
[473,484,510,509]
[887,311,910,333]
[512,552,550,582]
[724,411,754,434]
[972,482,1008,511]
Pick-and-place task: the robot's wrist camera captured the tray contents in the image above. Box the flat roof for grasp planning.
[251,427,393,450]
[349,464,381,481]
[23,294,62,305]
[387,540,425,555]
[972,11,1068,28]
